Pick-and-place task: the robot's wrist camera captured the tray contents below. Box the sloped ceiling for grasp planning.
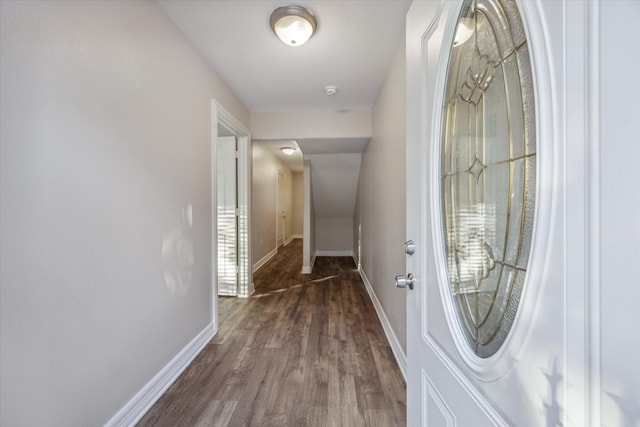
[306,153,362,219]
[297,138,369,155]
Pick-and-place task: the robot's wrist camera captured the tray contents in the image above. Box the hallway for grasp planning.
[138,239,406,426]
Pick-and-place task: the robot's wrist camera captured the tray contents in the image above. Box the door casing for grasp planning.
[211,100,252,333]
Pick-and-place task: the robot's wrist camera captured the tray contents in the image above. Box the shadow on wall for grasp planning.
[605,384,640,427]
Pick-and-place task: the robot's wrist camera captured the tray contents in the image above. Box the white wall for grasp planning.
[251,109,371,140]
[302,160,316,273]
[252,142,278,264]
[251,141,294,268]
[316,219,354,255]
[0,1,249,425]
[284,171,294,243]
[292,172,304,236]
[355,41,407,353]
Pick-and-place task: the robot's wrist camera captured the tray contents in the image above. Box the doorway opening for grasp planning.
[212,101,252,332]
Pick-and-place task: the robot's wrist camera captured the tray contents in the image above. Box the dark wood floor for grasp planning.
[138,239,406,426]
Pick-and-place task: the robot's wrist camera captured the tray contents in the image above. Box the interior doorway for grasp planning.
[212,101,252,332]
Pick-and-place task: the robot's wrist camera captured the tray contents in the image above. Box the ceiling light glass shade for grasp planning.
[270,5,317,46]
[280,147,296,156]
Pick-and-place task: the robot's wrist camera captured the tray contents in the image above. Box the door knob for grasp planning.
[395,273,414,290]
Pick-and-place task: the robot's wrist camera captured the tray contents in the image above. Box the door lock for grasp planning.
[395,273,414,290]
[404,240,416,255]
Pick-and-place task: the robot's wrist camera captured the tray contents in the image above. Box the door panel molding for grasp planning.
[562,1,602,424]
[424,339,508,425]
[424,371,456,427]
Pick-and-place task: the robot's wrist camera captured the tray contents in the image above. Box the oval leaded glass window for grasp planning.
[440,0,536,358]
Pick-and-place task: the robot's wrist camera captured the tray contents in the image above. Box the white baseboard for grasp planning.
[252,247,277,273]
[284,234,302,246]
[315,250,354,257]
[358,267,407,381]
[301,253,316,274]
[105,323,216,427]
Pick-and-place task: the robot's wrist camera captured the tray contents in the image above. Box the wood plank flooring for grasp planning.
[137,239,406,426]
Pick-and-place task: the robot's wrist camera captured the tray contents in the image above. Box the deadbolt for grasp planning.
[404,240,416,255]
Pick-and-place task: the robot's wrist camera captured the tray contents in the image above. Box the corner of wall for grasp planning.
[105,323,216,427]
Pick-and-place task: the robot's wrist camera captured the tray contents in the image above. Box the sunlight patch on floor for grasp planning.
[252,275,338,298]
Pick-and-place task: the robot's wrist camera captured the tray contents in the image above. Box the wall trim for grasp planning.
[211,99,252,301]
[302,253,316,274]
[358,267,407,381]
[315,250,353,257]
[105,323,216,427]
[284,235,300,246]
[252,247,278,273]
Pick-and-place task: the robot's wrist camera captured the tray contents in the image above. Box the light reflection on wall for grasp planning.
[162,204,194,296]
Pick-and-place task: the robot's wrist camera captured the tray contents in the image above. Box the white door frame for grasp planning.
[211,100,252,332]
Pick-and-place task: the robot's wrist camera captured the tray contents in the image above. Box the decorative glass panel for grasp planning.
[440,0,536,358]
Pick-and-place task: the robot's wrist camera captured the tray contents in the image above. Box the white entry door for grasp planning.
[405,1,640,426]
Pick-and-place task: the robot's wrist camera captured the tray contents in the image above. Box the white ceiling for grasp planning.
[156,0,412,113]
[157,0,410,222]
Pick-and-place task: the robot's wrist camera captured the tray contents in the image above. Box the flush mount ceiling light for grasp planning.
[280,147,296,156]
[270,5,317,47]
